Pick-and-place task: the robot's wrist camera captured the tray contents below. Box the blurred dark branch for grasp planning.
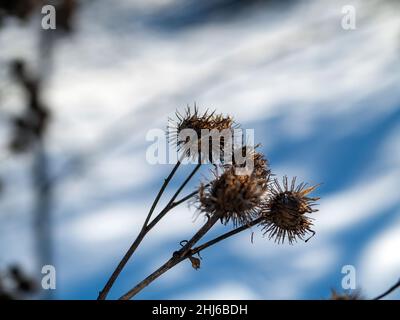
[9,59,53,299]
[39,0,77,77]
[0,0,40,23]
[2,0,78,300]
[0,265,37,300]
[32,143,53,273]
[373,278,400,300]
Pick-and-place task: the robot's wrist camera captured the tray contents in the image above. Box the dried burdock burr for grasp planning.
[329,289,363,300]
[103,106,324,300]
[167,105,237,162]
[99,105,400,300]
[198,167,266,227]
[327,279,400,300]
[226,144,271,186]
[260,176,319,244]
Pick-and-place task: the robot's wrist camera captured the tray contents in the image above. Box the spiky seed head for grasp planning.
[198,168,265,227]
[329,290,362,300]
[260,176,319,244]
[167,105,237,162]
[225,144,271,188]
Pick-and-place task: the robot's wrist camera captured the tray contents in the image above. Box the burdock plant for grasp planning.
[97,106,320,300]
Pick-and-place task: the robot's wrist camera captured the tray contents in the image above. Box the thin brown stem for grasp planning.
[373,278,400,300]
[146,163,202,231]
[168,184,208,210]
[144,161,181,227]
[98,162,202,300]
[119,256,181,301]
[191,217,262,256]
[97,161,180,300]
[119,215,220,300]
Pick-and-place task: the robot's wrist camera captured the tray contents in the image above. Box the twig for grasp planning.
[169,188,201,209]
[160,183,209,213]
[119,214,220,300]
[146,163,202,230]
[144,161,181,227]
[191,217,263,256]
[119,216,262,300]
[97,161,180,300]
[373,278,400,300]
[98,162,202,300]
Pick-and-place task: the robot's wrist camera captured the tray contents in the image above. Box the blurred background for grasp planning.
[0,0,399,300]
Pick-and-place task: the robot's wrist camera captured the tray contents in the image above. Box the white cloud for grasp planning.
[358,212,400,299]
[66,204,144,244]
[228,232,340,299]
[55,201,203,284]
[1,0,400,300]
[379,124,400,169]
[316,171,400,234]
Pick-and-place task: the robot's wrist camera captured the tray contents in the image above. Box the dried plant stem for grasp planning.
[119,214,220,300]
[191,217,263,256]
[119,255,182,300]
[144,161,182,226]
[97,161,180,299]
[146,163,202,230]
[98,161,202,300]
[373,278,400,300]
[168,188,202,208]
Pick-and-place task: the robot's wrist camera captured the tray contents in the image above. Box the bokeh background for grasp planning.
[0,0,399,299]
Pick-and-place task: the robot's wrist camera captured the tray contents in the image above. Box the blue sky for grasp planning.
[0,0,399,300]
